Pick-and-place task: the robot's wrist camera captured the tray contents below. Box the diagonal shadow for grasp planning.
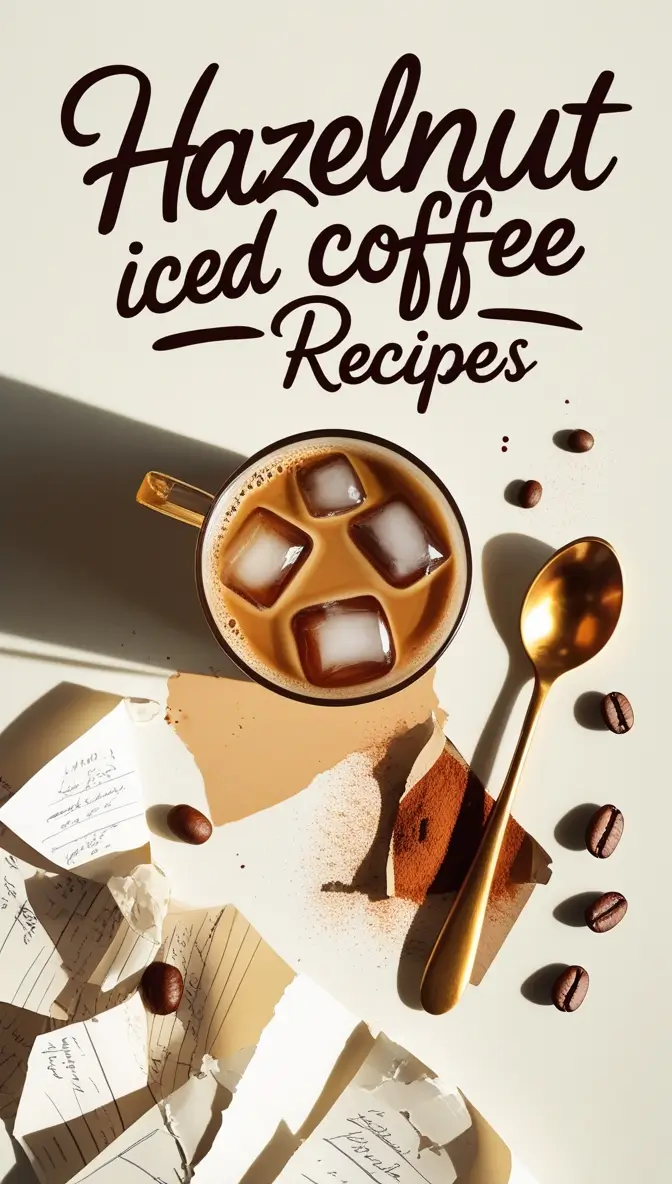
[468,532,555,789]
[0,374,247,676]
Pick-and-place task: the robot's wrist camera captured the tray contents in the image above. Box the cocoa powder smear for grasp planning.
[392,742,528,905]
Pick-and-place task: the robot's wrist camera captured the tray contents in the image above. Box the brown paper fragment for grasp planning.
[167,669,438,826]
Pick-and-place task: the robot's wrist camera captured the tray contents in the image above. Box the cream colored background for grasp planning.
[0,2,669,1182]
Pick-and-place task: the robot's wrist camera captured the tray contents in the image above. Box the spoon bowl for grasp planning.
[521,538,623,680]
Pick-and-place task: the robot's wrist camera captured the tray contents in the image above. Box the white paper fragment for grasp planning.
[68,1101,188,1184]
[194,975,362,1184]
[273,1032,470,1184]
[509,1158,541,1183]
[0,702,150,873]
[15,992,152,1184]
[108,864,170,939]
[93,864,170,991]
[50,977,132,1025]
[0,1003,49,1122]
[124,698,162,725]
[0,851,125,1016]
[67,1055,239,1184]
[211,1045,255,1092]
[386,715,446,897]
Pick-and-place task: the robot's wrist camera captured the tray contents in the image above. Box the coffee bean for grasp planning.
[585,891,628,933]
[585,804,624,858]
[519,480,543,508]
[551,965,589,1012]
[601,692,634,734]
[141,962,184,1015]
[567,429,594,452]
[167,804,212,845]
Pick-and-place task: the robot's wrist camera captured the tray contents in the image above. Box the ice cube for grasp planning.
[221,507,312,609]
[297,453,366,517]
[292,596,396,688]
[349,498,447,588]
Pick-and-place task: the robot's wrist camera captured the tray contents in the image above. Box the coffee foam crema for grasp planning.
[200,435,469,701]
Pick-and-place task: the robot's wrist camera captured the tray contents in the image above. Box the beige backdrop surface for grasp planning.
[0,3,669,1182]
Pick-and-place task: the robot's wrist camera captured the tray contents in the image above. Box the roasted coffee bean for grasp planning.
[167,804,213,845]
[567,429,594,452]
[585,891,628,933]
[141,962,184,1015]
[585,804,624,858]
[601,692,634,734]
[519,479,543,508]
[551,965,589,1012]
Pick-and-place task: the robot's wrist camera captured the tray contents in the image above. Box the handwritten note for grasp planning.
[147,905,264,1100]
[0,1003,49,1122]
[273,1034,471,1184]
[0,851,167,1020]
[51,978,131,1025]
[0,852,119,1016]
[0,702,149,872]
[14,992,153,1184]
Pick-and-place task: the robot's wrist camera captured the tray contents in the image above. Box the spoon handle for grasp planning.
[420,677,550,1015]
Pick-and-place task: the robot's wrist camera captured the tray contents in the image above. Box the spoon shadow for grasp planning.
[469,533,555,789]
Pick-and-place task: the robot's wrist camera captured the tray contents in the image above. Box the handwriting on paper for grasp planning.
[0,702,149,872]
[273,1034,471,1184]
[0,1003,49,1121]
[147,905,262,1100]
[0,852,118,1016]
[0,851,168,1021]
[15,992,153,1184]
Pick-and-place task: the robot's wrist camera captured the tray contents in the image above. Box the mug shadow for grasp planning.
[396,532,555,1010]
[0,374,247,676]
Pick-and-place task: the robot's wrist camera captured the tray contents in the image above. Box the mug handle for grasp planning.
[136,472,214,529]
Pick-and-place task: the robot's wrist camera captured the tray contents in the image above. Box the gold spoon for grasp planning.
[420,537,624,1016]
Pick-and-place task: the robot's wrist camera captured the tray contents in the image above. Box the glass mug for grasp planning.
[136,429,472,706]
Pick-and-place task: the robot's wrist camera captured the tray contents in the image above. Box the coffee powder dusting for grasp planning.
[391,742,527,905]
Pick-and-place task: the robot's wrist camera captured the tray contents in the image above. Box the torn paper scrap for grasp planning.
[92,864,170,992]
[0,701,150,873]
[147,905,290,1102]
[509,1158,541,1183]
[0,1003,49,1122]
[68,1052,242,1184]
[67,1098,186,1184]
[273,1032,471,1184]
[15,992,153,1184]
[0,853,122,1016]
[194,974,366,1184]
